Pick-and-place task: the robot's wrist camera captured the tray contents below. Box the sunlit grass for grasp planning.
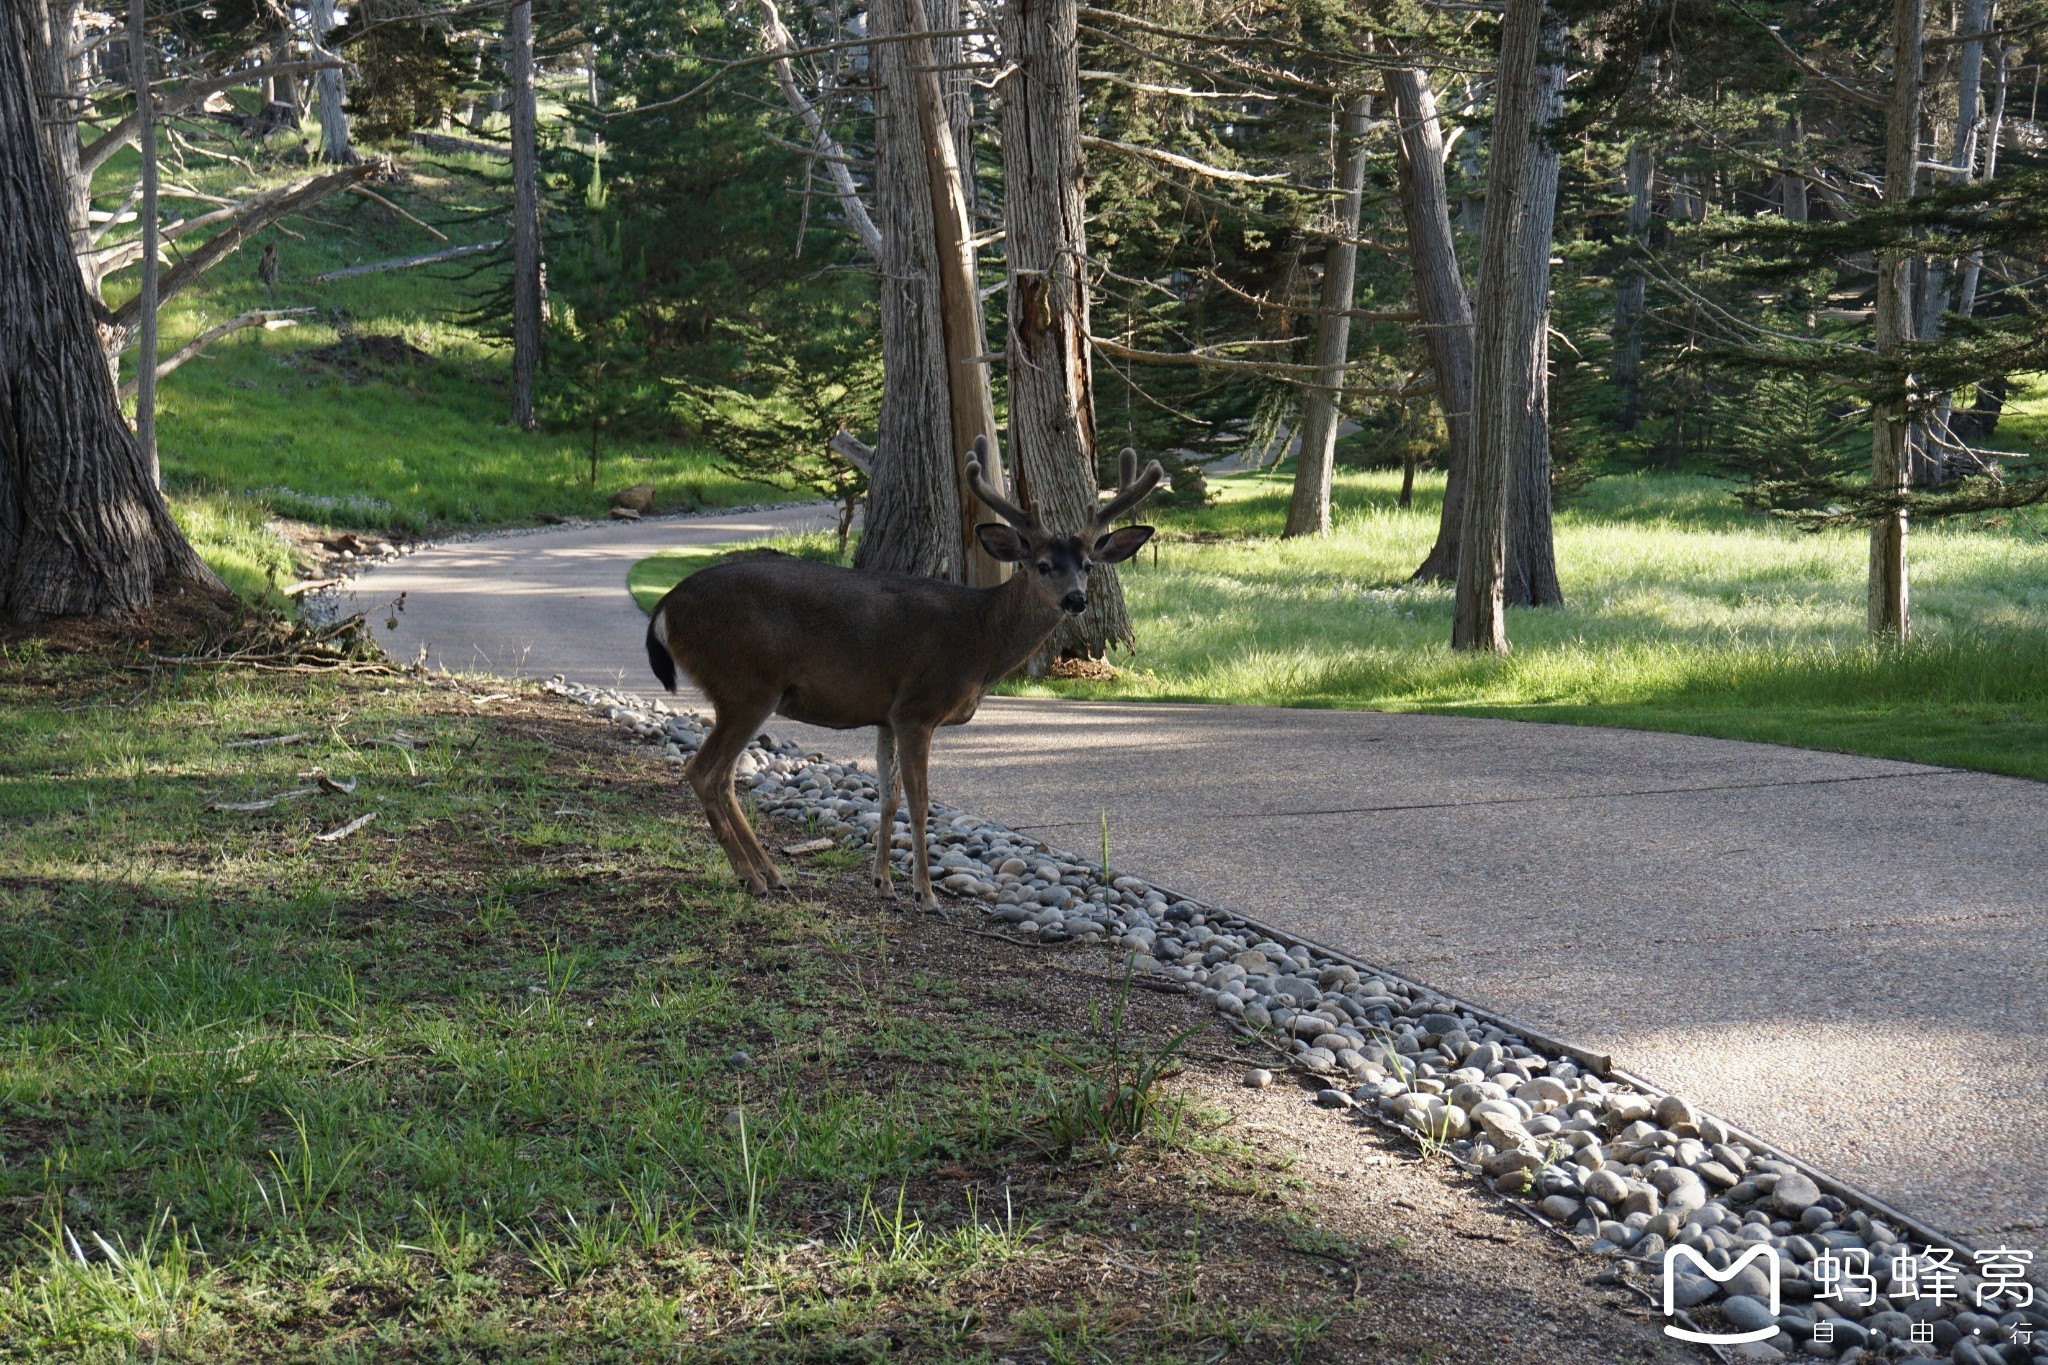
[97,141,779,532]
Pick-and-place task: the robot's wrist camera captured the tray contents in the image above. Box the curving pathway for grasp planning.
[337,506,2048,1250]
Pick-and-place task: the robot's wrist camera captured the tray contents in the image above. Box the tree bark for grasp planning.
[1870,0,1923,642]
[508,0,540,431]
[1926,0,1994,472]
[309,0,353,163]
[1777,113,1807,222]
[1,0,219,620]
[1612,138,1652,433]
[855,0,964,581]
[23,0,90,268]
[1283,90,1373,539]
[1390,65,1476,585]
[1000,0,1130,659]
[1452,0,1564,651]
[129,0,158,484]
[902,0,1010,586]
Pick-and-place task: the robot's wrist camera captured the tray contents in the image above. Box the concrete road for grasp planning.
[338,507,2048,1248]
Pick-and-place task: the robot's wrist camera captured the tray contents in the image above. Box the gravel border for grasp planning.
[545,675,2048,1365]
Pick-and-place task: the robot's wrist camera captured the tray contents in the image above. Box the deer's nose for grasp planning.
[1060,590,1089,615]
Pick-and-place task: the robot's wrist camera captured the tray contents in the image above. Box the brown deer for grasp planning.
[644,438,1163,909]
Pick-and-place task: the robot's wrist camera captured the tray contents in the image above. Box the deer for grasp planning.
[644,438,1164,910]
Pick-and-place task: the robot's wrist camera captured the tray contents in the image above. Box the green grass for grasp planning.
[0,648,1375,1361]
[98,137,778,535]
[627,471,2048,781]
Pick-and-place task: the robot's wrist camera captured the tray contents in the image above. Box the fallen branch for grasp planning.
[110,166,376,334]
[410,130,508,158]
[280,577,343,597]
[347,184,448,241]
[211,787,317,811]
[119,309,310,400]
[312,238,502,283]
[225,732,307,748]
[313,811,377,843]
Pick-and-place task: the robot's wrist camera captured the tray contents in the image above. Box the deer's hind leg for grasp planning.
[685,700,783,894]
[894,724,939,913]
[872,725,902,896]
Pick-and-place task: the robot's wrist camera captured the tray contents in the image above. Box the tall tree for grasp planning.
[1,0,218,619]
[129,0,159,483]
[1612,138,1653,433]
[1284,89,1373,539]
[309,0,354,163]
[1390,64,1475,583]
[509,0,540,431]
[855,0,965,581]
[1000,0,1132,659]
[1870,0,1924,641]
[1452,0,1565,650]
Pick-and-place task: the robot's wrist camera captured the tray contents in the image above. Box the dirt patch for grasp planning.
[0,576,267,656]
[1046,656,1120,682]
[301,333,433,382]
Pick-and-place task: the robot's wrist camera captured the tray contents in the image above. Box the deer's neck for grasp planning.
[978,572,1064,683]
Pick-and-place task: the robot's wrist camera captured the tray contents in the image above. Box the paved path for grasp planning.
[339,508,2048,1248]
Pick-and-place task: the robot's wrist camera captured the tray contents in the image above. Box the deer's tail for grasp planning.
[644,607,679,693]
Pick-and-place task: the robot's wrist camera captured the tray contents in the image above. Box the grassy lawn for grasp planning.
[628,471,2048,781]
[0,640,1680,1362]
[104,140,777,543]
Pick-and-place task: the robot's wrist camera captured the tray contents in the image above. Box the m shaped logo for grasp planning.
[1663,1243,1781,1344]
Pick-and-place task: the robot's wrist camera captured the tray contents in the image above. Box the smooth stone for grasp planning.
[1539,1195,1583,1223]
[1772,1173,1824,1217]
[1724,1296,1779,1334]
[1668,1272,1721,1308]
[1315,1088,1353,1109]
[1584,1169,1630,1205]
[1243,1068,1273,1089]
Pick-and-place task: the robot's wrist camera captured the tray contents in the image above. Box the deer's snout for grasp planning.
[1060,590,1089,615]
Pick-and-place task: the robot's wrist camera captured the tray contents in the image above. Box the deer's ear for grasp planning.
[975,524,1032,562]
[1093,525,1154,563]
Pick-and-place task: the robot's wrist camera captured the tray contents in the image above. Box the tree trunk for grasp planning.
[1452,0,1564,651]
[854,0,963,581]
[1777,114,1807,222]
[1284,91,1373,539]
[1612,138,1652,433]
[508,0,540,431]
[999,0,1128,659]
[1870,0,1923,642]
[1926,0,1994,473]
[1,0,219,620]
[24,0,89,267]
[1390,65,1476,585]
[129,0,158,485]
[270,34,300,116]
[309,0,353,163]
[902,0,1010,586]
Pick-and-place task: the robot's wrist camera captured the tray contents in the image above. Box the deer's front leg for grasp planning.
[894,725,940,912]
[872,725,900,897]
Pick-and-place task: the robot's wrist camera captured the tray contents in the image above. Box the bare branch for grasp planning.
[311,238,503,282]
[111,164,376,333]
[120,309,311,400]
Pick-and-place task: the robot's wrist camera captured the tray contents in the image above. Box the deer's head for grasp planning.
[964,437,1164,616]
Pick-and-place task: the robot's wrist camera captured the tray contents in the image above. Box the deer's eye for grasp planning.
[1036,563,1052,575]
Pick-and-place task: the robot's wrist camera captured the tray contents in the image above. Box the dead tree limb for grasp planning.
[118,309,310,400]
[311,238,502,282]
[109,164,375,336]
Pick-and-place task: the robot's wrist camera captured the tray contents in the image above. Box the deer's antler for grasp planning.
[1093,447,1166,527]
[963,435,1037,530]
